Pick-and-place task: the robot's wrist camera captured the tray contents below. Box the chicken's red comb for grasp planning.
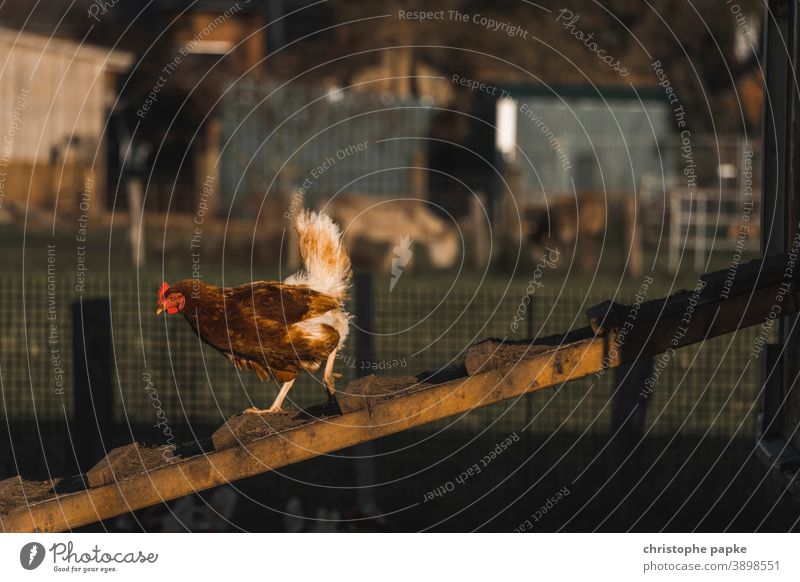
[158,281,170,300]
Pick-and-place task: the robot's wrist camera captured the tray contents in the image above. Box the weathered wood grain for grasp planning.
[337,374,426,414]
[85,444,172,489]
[464,328,593,375]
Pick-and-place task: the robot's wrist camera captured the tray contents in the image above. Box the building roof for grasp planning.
[0,26,134,72]
[494,83,664,102]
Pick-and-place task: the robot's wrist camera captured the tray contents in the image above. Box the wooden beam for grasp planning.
[1,255,797,532]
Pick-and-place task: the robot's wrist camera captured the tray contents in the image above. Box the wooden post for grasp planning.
[411,149,428,201]
[471,191,488,270]
[760,0,800,445]
[201,117,221,218]
[354,272,375,376]
[611,358,653,442]
[498,164,523,264]
[696,191,707,272]
[124,140,149,267]
[71,298,115,473]
[625,195,643,278]
[596,355,653,511]
[668,192,680,272]
[283,186,302,273]
[352,272,379,516]
[126,177,144,267]
[761,345,784,437]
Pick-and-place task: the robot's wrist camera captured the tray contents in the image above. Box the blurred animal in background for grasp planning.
[156,210,351,413]
[390,235,414,292]
[524,191,607,272]
[325,193,459,272]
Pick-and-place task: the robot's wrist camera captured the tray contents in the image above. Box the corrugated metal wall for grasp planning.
[219,79,435,215]
[513,95,673,202]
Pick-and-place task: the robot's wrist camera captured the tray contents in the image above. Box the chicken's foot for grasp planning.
[244,379,296,414]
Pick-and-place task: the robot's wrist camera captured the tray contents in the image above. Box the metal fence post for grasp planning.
[71,298,115,473]
[610,357,653,466]
[352,272,379,518]
[354,272,374,373]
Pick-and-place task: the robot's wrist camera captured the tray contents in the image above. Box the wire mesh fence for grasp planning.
[0,273,794,531]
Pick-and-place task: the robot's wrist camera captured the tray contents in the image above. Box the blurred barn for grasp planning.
[0,27,132,222]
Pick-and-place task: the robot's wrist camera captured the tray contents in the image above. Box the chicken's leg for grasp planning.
[323,349,338,402]
[244,379,295,414]
[321,349,344,415]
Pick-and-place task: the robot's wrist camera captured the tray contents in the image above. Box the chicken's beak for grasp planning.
[156,305,165,316]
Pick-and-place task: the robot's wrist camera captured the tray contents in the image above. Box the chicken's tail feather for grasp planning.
[285,210,351,301]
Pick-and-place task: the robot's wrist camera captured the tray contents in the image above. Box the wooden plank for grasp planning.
[0,329,604,532]
[1,256,797,532]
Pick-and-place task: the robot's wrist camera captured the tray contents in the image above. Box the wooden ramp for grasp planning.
[1,255,797,532]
